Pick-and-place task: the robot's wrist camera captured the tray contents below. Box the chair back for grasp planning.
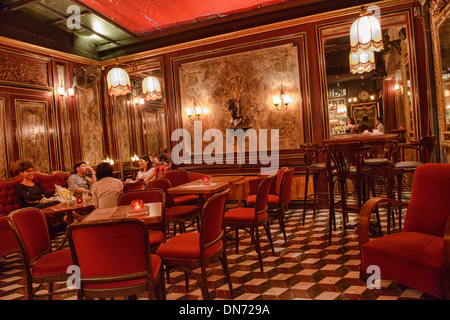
[325,142,364,179]
[280,167,294,204]
[8,208,51,267]
[419,135,437,164]
[254,175,276,219]
[117,189,165,229]
[199,189,230,258]
[146,178,174,206]
[304,143,325,166]
[404,163,450,237]
[164,169,190,187]
[67,219,156,298]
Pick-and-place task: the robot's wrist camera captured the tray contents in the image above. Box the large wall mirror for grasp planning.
[431,1,450,162]
[119,57,168,171]
[319,10,419,142]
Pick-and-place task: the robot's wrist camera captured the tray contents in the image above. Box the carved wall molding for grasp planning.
[0,49,50,88]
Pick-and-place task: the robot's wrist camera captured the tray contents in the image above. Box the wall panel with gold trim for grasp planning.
[0,99,7,179]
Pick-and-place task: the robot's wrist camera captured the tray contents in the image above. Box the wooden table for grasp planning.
[323,133,398,144]
[41,201,95,216]
[168,175,245,205]
[82,203,163,225]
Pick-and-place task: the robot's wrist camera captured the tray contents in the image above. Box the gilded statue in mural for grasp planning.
[225,98,251,130]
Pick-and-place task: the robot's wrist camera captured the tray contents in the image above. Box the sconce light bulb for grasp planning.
[67,88,75,97]
[195,106,202,115]
[273,95,282,106]
[58,86,66,96]
[186,107,192,116]
[139,98,144,105]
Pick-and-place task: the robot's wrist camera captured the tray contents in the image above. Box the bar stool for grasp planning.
[387,135,437,233]
[325,142,380,242]
[302,143,328,225]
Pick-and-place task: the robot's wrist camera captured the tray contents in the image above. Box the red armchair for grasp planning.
[359,163,450,298]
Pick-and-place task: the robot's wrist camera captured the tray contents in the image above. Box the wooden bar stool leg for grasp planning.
[302,169,310,226]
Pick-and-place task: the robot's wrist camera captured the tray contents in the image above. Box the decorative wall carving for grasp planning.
[75,66,104,167]
[143,110,159,156]
[0,49,49,87]
[15,100,51,173]
[178,43,304,153]
[116,95,132,162]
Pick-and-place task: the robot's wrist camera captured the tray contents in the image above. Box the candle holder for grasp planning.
[201,175,211,185]
[127,199,149,217]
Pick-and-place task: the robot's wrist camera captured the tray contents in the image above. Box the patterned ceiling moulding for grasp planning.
[178,42,304,154]
[431,0,450,14]
[0,49,50,89]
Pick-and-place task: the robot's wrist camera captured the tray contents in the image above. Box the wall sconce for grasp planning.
[273,85,293,111]
[57,83,66,96]
[394,84,400,91]
[102,156,114,165]
[67,88,75,98]
[185,97,205,121]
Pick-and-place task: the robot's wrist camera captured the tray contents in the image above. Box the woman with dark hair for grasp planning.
[15,162,60,209]
[127,154,157,185]
[91,162,123,208]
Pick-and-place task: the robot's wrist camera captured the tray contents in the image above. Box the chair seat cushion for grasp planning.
[174,194,199,205]
[31,248,73,277]
[156,233,222,259]
[364,158,392,166]
[361,231,445,298]
[165,205,200,220]
[149,230,165,248]
[246,194,279,205]
[392,161,422,169]
[84,254,161,290]
[224,207,267,223]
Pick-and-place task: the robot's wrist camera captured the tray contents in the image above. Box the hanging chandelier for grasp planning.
[349,7,383,74]
[106,67,131,96]
[142,76,162,101]
[349,49,376,74]
[350,10,383,54]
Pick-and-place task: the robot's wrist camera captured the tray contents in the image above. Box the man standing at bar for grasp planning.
[68,161,97,198]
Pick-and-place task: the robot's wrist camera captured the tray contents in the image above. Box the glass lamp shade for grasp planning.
[142,76,162,101]
[350,15,383,54]
[106,67,131,96]
[349,49,376,74]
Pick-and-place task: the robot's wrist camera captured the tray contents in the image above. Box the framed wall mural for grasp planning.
[15,100,51,173]
[177,42,304,156]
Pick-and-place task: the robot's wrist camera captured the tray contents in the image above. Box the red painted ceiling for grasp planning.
[77,0,293,35]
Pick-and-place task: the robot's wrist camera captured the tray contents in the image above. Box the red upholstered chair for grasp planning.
[67,218,165,300]
[7,208,76,300]
[163,169,200,205]
[156,189,232,300]
[146,179,200,234]
[117,189,166,251]
[246,167,287,206]
[359,163,450,299]
[224,175,276,272]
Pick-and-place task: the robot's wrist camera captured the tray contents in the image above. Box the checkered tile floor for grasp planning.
[0,192,440,300]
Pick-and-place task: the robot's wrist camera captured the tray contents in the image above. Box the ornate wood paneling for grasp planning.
[0,99,7,179]
[0,49,50,88]
[15,100,51,173]
[143,109,160,156]
[76,80,104,167]
[116,95,132,162]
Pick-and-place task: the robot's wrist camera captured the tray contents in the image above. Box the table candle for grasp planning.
[130,199,144,211]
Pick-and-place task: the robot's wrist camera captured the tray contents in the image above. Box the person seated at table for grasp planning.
[91,162,123,209]
[345,118,356,133]
[157,151,169,166]
[67,161,97,199]
[126,154,156,185]
[374,117,385,134]
[15,162,60,209]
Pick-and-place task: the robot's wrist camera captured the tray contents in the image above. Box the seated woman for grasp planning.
[126,154,157,185]
[91,162,123,208]
[15,162,60,209]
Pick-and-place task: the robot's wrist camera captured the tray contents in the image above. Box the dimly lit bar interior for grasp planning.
[0,0,450,304]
